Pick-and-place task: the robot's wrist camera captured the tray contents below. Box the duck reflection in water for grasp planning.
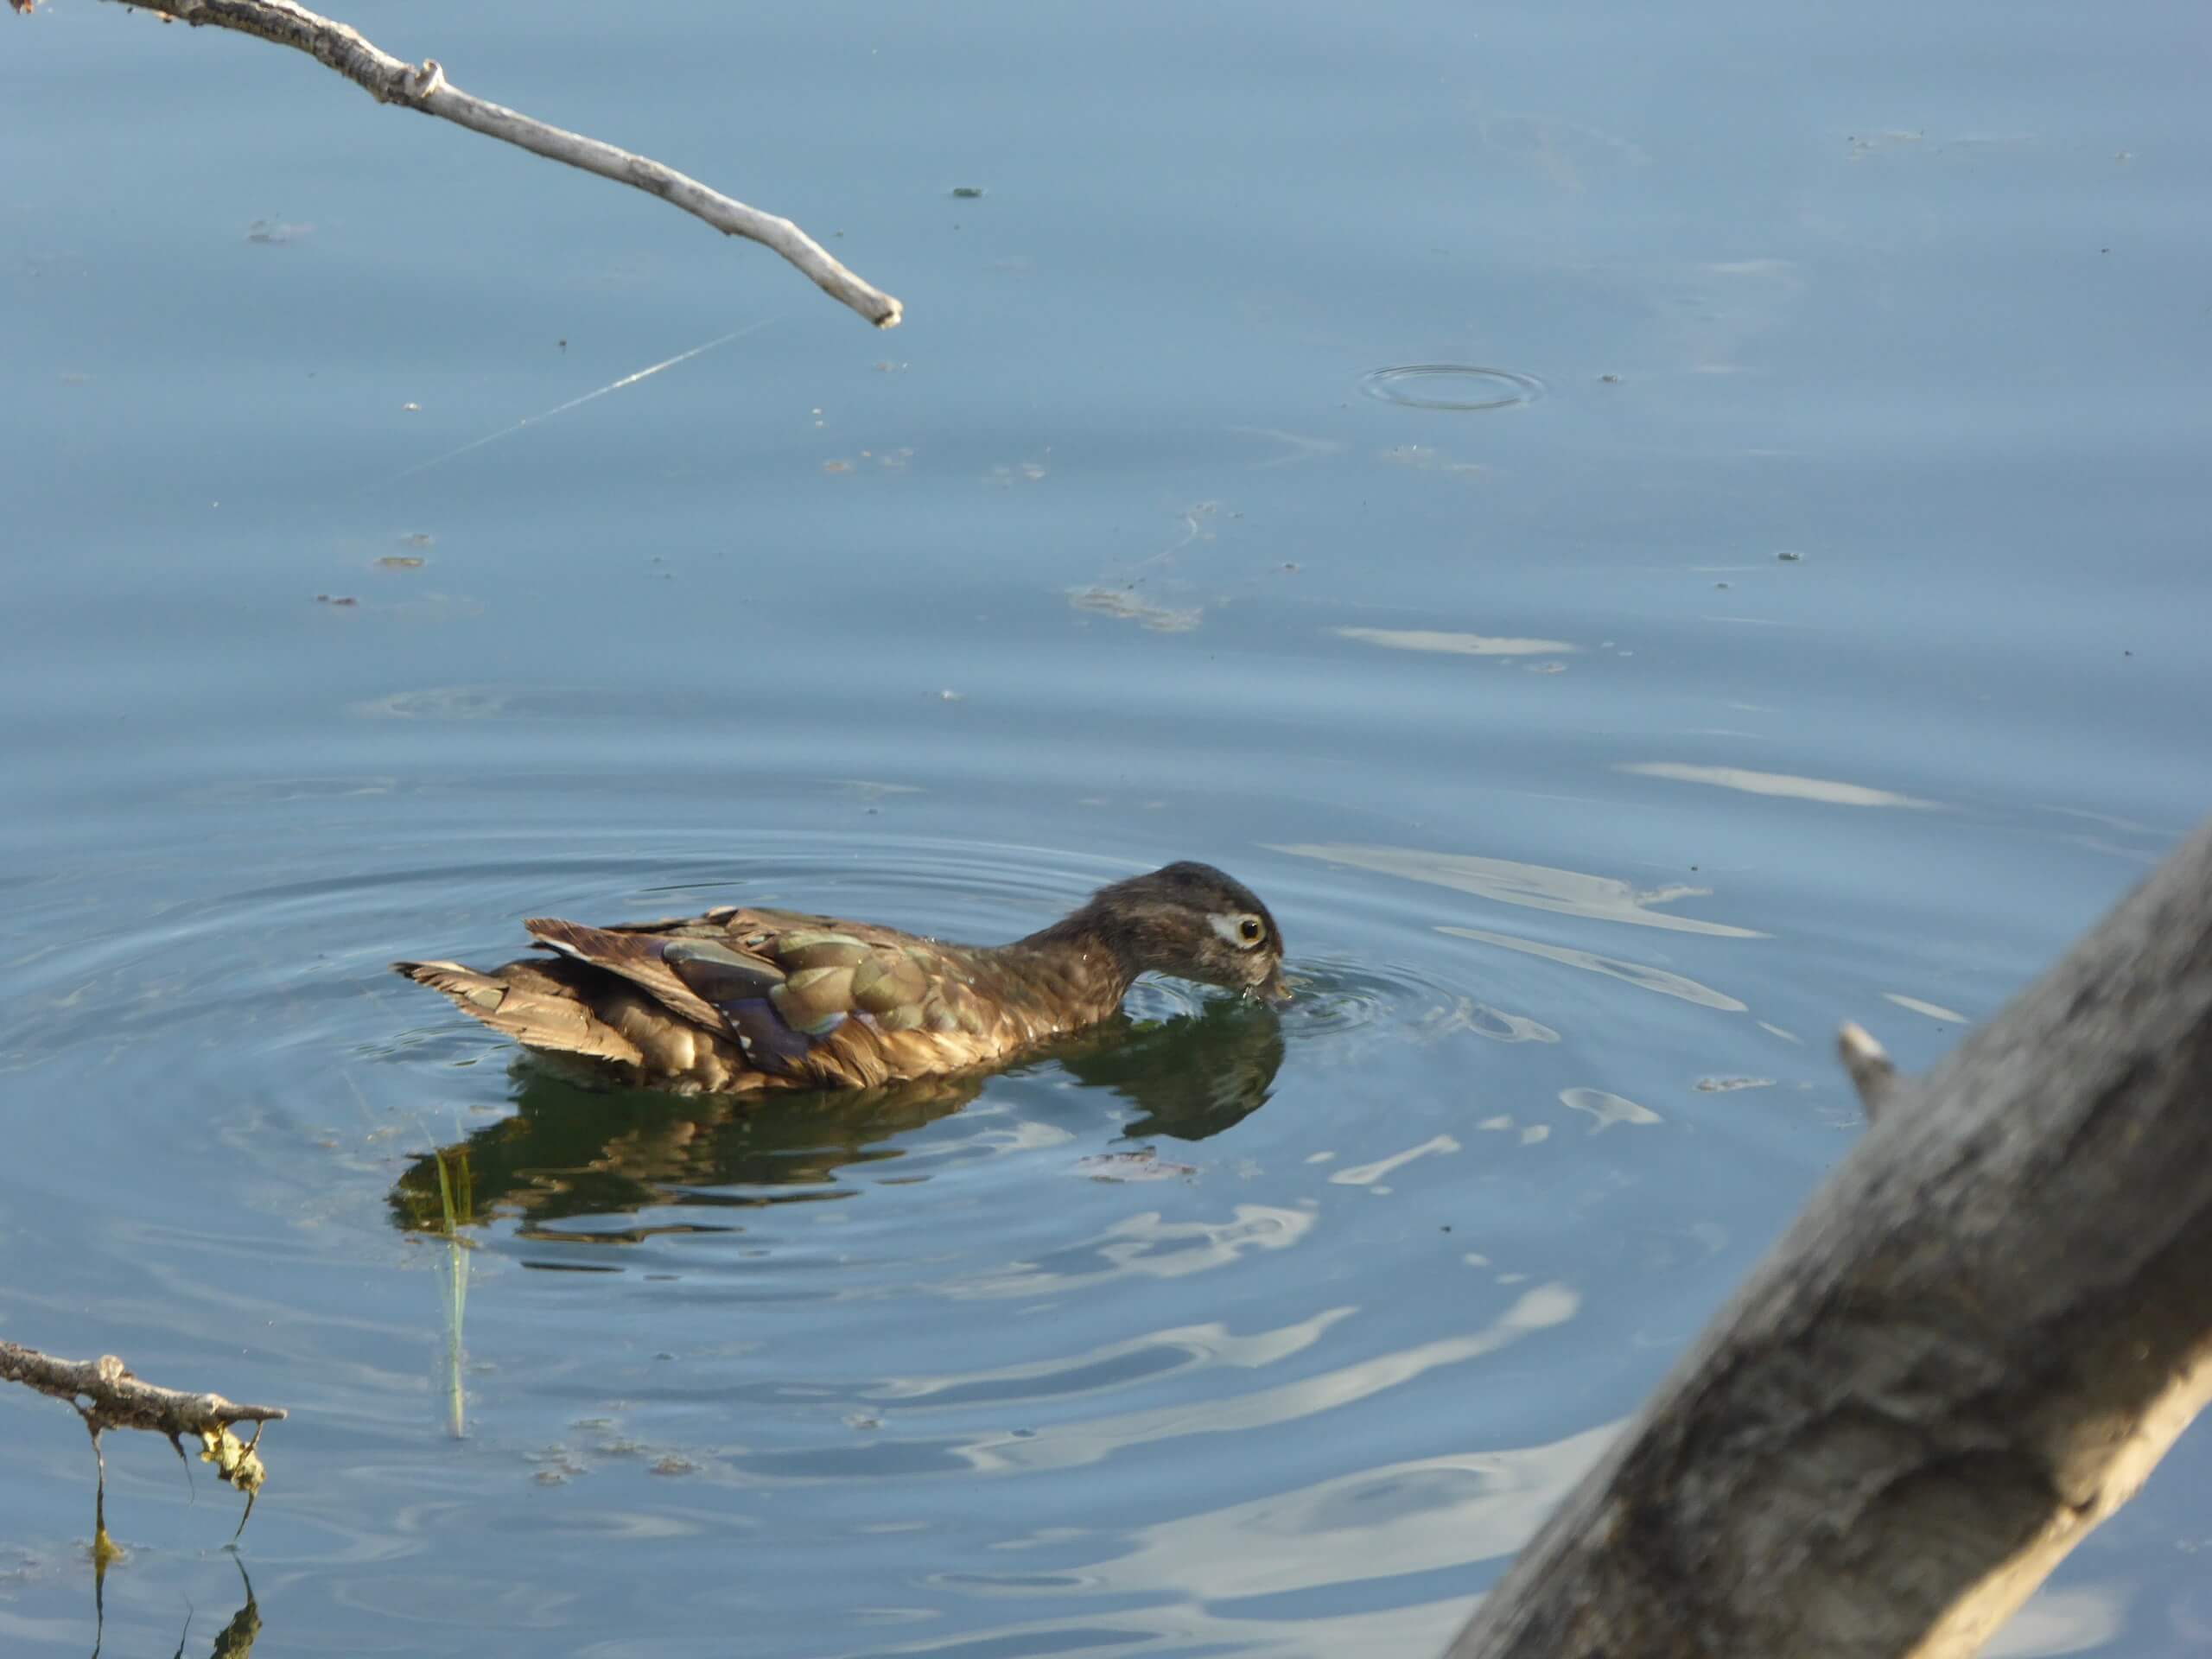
[387,994,1284,1239]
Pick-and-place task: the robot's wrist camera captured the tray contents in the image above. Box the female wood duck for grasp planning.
[394,861,1287,1095]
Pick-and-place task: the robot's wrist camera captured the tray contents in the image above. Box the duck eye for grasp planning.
[1207,912,1267,949]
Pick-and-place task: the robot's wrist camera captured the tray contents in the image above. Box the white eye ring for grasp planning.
[1209,912,1265,948]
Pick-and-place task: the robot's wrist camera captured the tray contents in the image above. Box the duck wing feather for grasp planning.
[529,907,1007,1082]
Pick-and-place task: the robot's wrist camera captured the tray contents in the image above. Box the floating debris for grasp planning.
[351,686,518,721]
[315,594,359,607]
[1070,587,1202,632]
[950,186,986,199]
[1077,1148,1196,1183]
[1845,129,1925,159]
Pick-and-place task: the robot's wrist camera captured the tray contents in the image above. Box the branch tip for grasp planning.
[1837,1020,1898,1120]
[89,0,900,324]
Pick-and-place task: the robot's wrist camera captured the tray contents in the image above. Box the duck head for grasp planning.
[1065,861,1290,1004]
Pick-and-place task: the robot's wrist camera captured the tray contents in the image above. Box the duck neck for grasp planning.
[998,904,1142,1027]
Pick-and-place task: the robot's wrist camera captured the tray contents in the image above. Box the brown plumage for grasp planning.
[393,861,1289,1095]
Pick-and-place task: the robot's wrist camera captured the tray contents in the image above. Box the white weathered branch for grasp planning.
[1447,812,2212,1659]
[74,0,902,327]
[1837,1019,1898,1120]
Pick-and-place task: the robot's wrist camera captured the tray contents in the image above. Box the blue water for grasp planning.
[3,0,2209,1653]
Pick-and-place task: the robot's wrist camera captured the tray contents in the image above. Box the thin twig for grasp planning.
[2,1341,287,1536]
[385,319,777,484]
[65,0,901,327]
[3,1343,287,1437]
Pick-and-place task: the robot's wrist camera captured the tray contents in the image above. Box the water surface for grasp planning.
[3,0,2209,1654]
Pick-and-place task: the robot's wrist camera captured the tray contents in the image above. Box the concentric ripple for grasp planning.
[1279,952,1559,1049]
[0,816,1715,1659]
[1359,364,1545,410]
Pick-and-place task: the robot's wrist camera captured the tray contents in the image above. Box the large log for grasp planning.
[1446,814,2212,1659]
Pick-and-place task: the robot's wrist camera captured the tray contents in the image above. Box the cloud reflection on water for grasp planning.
[1273,843,1762,939]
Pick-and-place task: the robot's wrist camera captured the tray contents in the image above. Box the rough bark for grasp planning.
[1446,813,2212,1659]
[23,0,901,327]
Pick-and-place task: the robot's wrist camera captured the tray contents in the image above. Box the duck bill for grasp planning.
[1253,966,1292,1007]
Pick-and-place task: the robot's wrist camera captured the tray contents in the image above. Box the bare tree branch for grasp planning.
[1446,812,2212,1659]
[52,0,902,327]
[3,1339,288,1535]
[1837,1019,1898,1120]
